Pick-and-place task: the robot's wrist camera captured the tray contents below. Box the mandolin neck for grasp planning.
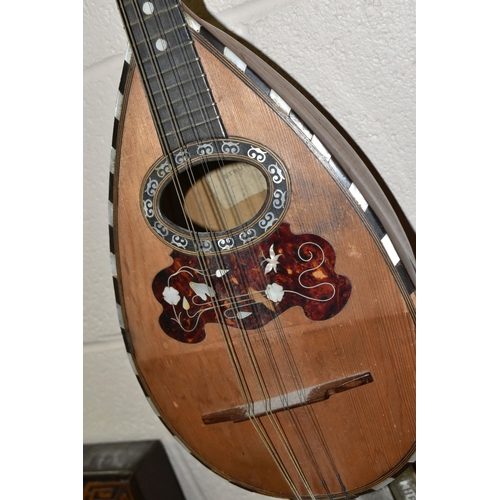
[116,0,226,153]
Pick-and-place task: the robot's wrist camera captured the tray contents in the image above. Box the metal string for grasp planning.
[134,2,344,496]
[152,7,327,498]
[118,1,348,497]
[122,2,312,497]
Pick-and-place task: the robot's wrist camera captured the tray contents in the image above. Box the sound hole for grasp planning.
[159,159,268,232]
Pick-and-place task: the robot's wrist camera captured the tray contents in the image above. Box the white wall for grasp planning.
[83,1,415,498]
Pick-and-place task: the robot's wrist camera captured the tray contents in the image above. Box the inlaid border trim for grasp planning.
[109,46,132,353]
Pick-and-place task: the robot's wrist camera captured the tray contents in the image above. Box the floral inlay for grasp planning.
[265,283,284,303]
[162,286,180,305]
[152,223,352,344]
[262,245,282,274]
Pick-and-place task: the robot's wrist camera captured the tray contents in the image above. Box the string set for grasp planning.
[117,1,348,497]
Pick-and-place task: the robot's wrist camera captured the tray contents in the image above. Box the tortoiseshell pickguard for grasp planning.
[152,223,351,343]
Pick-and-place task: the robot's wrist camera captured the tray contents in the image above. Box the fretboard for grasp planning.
[117,0,226,152]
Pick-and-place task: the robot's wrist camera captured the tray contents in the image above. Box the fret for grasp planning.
[146,75,211,108]
[163,116,222,137]
[122,0,180,11]
[148,87,212,106]
[121,0,181,12]
[127,9,185,28]
[157,101,217,118]
[131,31,191,50]
[141,61,202,99]
[135,42,200,76]
[136,41,195,65]
[117,0,226,151]
[168,88,210,105]
[138,46,199,83]
[146,73,211,108]
[163,73,206,91]
[150,56,200,75]
[134,41,194,66]
[156,96,218,125]
[143,62,206,90]
[149,86,209,99]
[159,102,220,138]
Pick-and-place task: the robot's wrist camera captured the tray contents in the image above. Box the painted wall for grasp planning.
[83,0,415,498]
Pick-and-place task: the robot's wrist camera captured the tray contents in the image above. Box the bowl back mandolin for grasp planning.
[109,1,416,498]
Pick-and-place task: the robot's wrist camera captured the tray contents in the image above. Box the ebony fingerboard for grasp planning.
[117,0,225,152]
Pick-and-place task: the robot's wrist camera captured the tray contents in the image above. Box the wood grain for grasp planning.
[113,29,416,500]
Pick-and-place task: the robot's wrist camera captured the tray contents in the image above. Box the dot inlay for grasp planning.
[142,2,154,15]
[155,38,168,51]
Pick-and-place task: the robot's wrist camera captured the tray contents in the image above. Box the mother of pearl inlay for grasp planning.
[142,2,154,15]
[155,38,168,51]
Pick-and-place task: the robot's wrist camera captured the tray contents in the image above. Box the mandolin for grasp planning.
[109,1,415,498]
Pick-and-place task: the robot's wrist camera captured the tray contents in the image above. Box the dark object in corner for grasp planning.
[388,465,416,500]
[83,440,186,500]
